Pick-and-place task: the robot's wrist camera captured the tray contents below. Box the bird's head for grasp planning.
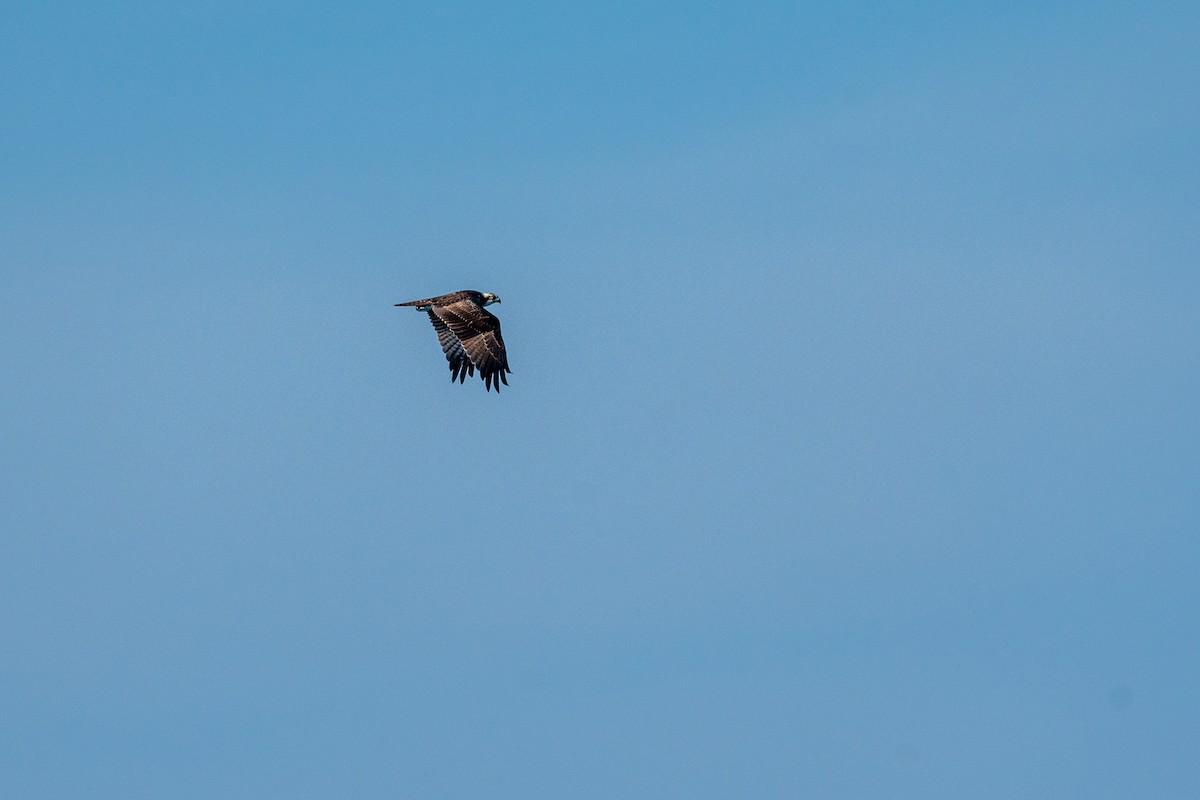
[481,292,501,306]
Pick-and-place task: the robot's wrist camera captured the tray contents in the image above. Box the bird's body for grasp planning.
[395,290,511,392]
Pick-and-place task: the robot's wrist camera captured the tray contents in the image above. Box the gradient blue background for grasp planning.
[2,1,1198,797]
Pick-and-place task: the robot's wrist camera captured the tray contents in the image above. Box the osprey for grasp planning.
[395,290,512,392]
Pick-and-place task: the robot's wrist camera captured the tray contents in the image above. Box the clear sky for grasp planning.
[2,1,1197,797]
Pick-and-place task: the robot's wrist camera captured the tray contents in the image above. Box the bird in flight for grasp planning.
[395,290,512,392]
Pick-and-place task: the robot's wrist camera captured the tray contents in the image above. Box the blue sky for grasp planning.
[2,1,1198,797]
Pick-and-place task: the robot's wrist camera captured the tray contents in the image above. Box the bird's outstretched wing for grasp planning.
[426,310,475,384]
[430,298,510,392]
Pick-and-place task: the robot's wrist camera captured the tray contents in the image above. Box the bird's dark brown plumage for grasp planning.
[395,290,511,392]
